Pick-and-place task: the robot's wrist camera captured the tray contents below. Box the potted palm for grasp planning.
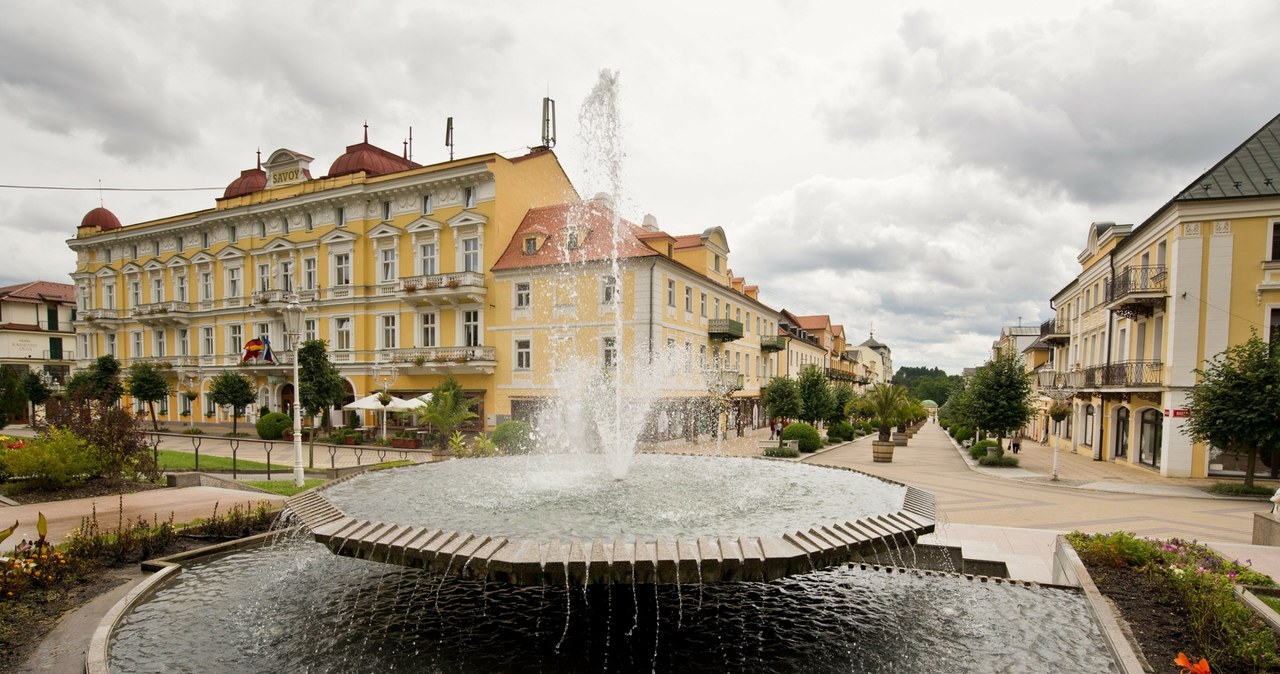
[852,384,909,463]
[418,381,478,456]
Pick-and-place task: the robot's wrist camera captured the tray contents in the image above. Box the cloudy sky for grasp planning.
[2,1,1277,374]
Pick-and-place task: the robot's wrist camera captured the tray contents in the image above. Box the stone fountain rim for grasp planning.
[285,454,937,585]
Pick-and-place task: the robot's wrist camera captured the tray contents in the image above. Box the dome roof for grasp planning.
[326,141,419,179]
[920,400,938,407]
[79,206,121,231]
[223,167,267,199]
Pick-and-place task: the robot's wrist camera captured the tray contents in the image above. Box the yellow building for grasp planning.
[69,133,576,426]
[1038,112,1280,477]
[488,198,784,436]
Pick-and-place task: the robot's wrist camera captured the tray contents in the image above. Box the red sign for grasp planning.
[1165,409,1189,418]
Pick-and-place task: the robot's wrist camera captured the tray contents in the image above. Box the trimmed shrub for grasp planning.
[492,420,537,455]
[978,454,1019,467]
[2,428,101,491]
[763,443,800,458]
[968,439,1000,461]
[255,412,292,440]
[949,425,972,441]
[781,422,821,453]
[827,421,855,442]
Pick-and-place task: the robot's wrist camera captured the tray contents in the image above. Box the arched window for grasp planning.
[1139,409,1162,468]
[1115,407,1130,459]
[1083,404,1095,445]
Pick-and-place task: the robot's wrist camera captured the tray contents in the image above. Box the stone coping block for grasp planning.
[285,460,936,586]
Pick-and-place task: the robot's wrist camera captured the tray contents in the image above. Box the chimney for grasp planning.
[641,213,659,231]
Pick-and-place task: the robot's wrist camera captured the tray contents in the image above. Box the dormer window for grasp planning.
[566,230,580,249]
[524,237,538,254]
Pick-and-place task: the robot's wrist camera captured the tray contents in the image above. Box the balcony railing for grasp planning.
[1055,360,1164,388]
[1106,266,1168,304]
[758,335,785,352]
[80,308,120,322]
[1039,318,1071,342]
[397,272,487,306]
[383,346,497,367]
[707,318,744,342]
[706,369,743,393]
[825,367,856,383]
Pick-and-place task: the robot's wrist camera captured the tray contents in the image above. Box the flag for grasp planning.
[243,338,264,362]
[261,336,276,363]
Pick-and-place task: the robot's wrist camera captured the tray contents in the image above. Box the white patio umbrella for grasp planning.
[344,393,417,439]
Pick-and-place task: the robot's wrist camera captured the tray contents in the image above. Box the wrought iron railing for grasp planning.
[1057,360,1163,388]
[1039,318,1070,338]
[1106,266,1168,303]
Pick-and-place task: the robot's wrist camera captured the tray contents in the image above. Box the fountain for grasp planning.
[99,71,1121,672]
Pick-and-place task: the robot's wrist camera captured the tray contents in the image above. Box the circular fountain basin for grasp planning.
[286,454,936,585]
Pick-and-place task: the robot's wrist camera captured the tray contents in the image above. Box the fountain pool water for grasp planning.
[108,535,1119,673]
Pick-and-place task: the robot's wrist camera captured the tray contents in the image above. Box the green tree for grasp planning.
[828,382,855,426]
[0,367,28,429]
[796,365,835,427]
[297,339,347,464]
[1183,332,1280,489]
[85,355,124,405]
[22,370,52,425]
[965,349,1035,449]
[208,372,256,434]
[852,383,909,442]
[419,377,478,452]
[126,362,172,431]
[761,376,804,447]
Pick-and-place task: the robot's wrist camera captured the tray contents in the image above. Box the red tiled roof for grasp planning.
[492,201,662,271]
[794,314,831,331]
[0,322,41,331]
[0,281,75,303]
[672,234,702,249]
[222,167,267,199]
[79,206,121,231]
[326,141,420,178]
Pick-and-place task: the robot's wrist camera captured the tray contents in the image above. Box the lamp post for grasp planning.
[282,293,305,488]
[1044,386,1077,482]
[375,363,398,440]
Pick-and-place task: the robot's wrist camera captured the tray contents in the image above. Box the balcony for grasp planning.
[705,369,743,393]
[397,272,487,307]
[1059,360,1164,389]
[80,308,121,324]
[251,289,319,316]
[1105,266,1168,319]
[825,367,856,383]
[383,346,497,375]
[707,318,744,342]
[1039,318,1071,346]
[758,335,785,352]
[132,301,192,326]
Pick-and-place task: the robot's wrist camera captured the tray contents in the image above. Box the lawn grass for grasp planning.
[1209,482,1276,497]
[240,479,328,497]
[155,449,290,472]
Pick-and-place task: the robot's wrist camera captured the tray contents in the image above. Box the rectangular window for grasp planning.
[335,317,352,351]
[227,267,241,298]
[421,194,433,215]
[714,297,720,319]
[200,272,213,300]
[334,253,352,286]
[382,200,392,221]
[463,310,480,347]
[106,333,117,357]
[132,331,143,357]
[151,277,164,303]
[602,336,616,368]
[420,313,437,347]
[175,275,187,303]
[745,311,751,333]
[523,238,537,254]
[1273,223,1280,261]
[515,282,531,309]
[130,281,141,307]
[464,186,477,208]
[336,206,346,227]
[175,236,184,253]
[700,293,707,317]
[228,226,238,244]
[229,325,243,355]
[462,238,480,273]
[256,322,271,347]
[201,232,209,248]
[419,243,437,276]
[304,319,317,343]
[602,276,616,304]
[257,263,271,291]
[304,213,313,232]
[515,339,532,370]
[380,248,397,282]
[154,329,167,357]
[103,284,116,309]
[177,328,189,356]
[279,260,294,292]
[381,314,398,349]
[667,279,676,307]
[201,327,214,355]
[303,258,316,290]
[130,244,138,259]
[684,287,692,312]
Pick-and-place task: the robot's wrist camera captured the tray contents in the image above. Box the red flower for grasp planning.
[1174,652,1211,674]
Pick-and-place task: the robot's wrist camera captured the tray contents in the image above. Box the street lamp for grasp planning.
[1044,385,1077,482]
[282,293,305,488]
[374,363,398,440]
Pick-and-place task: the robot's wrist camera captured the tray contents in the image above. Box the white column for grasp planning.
[1162,389,1194,477]
[1163,224,1206,477]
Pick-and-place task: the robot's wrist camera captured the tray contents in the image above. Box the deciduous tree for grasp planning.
[964,349,1035,448]
[126,362,171,431]
[208,372,256,434]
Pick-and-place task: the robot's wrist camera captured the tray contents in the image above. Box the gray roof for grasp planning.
[1175,112,1280,201]
[860,336,888,349]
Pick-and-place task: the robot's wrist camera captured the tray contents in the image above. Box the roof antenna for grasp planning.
[98,179,103,207]
[541,97,557,149]
[363,120,369,144]
[869,321,874,339]
[256,147,262,170]
[445,117,454,161]
[408,126,414,162]
[402,138,408,160]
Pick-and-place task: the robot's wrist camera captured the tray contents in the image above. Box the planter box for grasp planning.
[892,432,908,447]
[282,431,311,442]
[872,440,895,463]
[391,438,421,449]
[341,437,357,445]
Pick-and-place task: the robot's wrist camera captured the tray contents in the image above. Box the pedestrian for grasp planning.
[768,419,778,440]
[1011,434,1022,454]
